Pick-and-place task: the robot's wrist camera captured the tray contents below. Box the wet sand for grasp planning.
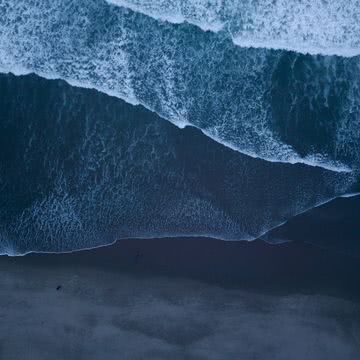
[1,238,360,360]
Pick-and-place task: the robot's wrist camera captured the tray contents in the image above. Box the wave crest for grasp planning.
[107,0,360,57]
[0,0,360,171]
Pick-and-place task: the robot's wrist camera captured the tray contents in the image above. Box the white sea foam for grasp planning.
[107,0,360,57]
[0,0,359,172]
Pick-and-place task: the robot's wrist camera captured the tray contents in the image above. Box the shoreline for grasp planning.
[3,237,360,300]
[1,237,360,359]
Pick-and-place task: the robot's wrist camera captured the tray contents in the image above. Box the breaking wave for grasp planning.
[107,0,360,57]
[1,0,360,171]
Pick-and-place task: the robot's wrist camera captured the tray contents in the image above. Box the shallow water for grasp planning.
[0,74,357,254]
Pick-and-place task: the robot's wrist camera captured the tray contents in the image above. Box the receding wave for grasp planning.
[107,0,360,57]
[262,193,360,256]
[0,74,357,255]
[1,0,360,172]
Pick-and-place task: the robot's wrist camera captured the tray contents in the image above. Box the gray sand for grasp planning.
[0,257,360,360]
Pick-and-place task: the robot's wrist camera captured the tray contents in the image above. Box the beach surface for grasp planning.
[1,238,360,360]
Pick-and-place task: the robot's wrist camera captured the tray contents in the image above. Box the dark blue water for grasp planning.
[0,0,359,255]
[0,73,357,254]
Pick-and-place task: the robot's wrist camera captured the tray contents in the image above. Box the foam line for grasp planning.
[1,0,359,172]
[3,194,360,257]
[107,0,360,57]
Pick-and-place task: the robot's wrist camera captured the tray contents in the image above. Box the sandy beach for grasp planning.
[1,238,359,360]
